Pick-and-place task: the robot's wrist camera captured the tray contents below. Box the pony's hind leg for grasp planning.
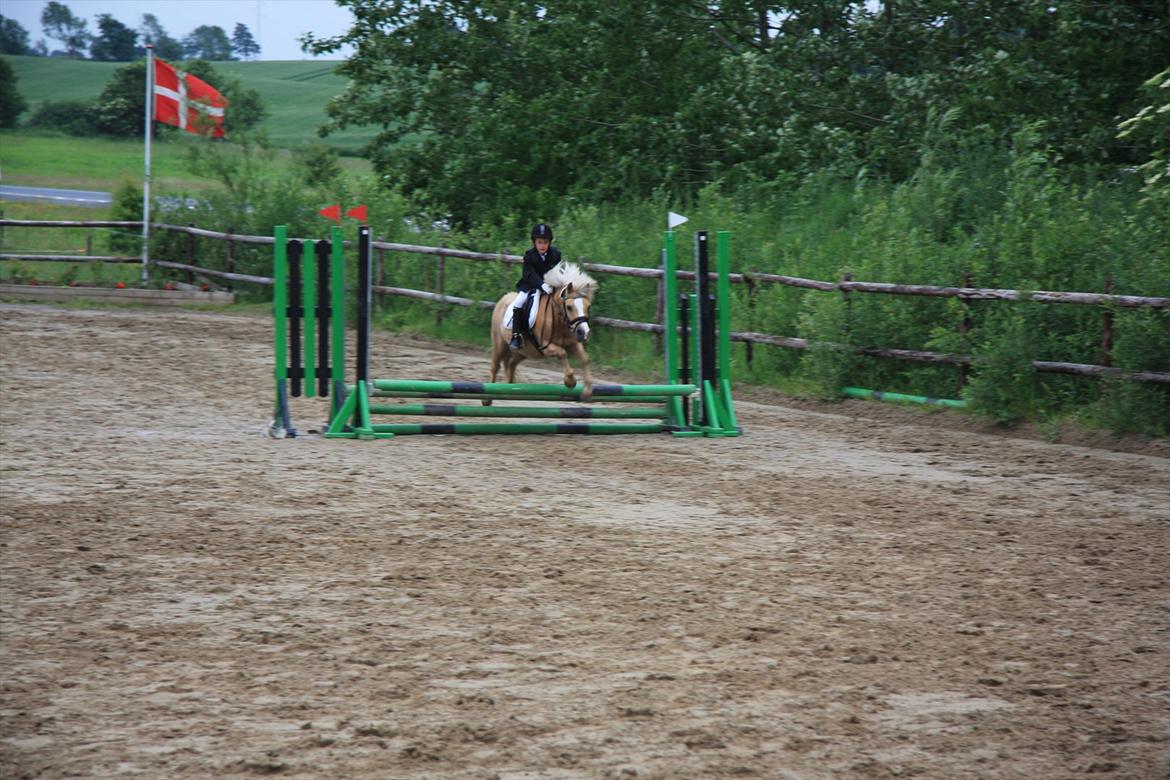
[505,354,523,384]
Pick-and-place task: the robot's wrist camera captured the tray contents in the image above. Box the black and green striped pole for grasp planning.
[272,225,346,437]
[272,225,294,436]
[326,224,383,438]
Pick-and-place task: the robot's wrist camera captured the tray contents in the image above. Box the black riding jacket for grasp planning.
[516,246,562,292]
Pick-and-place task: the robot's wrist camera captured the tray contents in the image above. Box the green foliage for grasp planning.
[0,16,33,55]
[90,14,138,62]
[962,308,1041,426]
[41,1,90,58]
[309,1,1170,229]
[306,1,728,228]
[231,24,259,61]
[1089,309,1170,438]
[0,56,27,128]
[182,25,234,61]
[293,144,342,187]
[138,14,182,61]
[795,294,855,400]
[24,98,93,135]
[1117,67,1170,206]
[90,61,143,136]
[107,180,143,253]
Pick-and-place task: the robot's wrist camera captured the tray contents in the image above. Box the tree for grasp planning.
[41,1,90,58]
[0,16,33,55]
[1117,67,1170,202]
[90,13,138,61]
[0,56,29,127]
[182,25,234,61]
[304,0,1170,227]
[231,23,259,60]
[139,14,182,61]
[304,0,727,227]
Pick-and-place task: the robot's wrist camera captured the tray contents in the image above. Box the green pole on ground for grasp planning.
[841,387,968,409]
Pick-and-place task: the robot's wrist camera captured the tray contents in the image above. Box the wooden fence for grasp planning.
[2,219,1167,385]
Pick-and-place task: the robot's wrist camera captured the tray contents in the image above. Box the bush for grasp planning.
[24,98,94,135]
[108,180,142,253]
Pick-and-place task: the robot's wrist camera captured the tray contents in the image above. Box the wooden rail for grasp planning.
[3,219,1167,384]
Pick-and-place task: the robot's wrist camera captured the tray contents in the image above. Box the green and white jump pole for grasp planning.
[273,223,739,439]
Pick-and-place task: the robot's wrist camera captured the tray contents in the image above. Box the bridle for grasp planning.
[530,286,591,354]
[558,288,591,340]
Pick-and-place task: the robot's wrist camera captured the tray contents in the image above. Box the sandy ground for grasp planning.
[1,303,1167,780]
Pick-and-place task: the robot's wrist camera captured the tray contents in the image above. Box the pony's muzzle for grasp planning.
[576,322,590,343]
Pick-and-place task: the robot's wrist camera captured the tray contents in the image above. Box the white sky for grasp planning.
[2,0,355,60]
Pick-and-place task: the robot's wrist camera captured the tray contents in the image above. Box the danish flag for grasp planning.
[153,58,227,137]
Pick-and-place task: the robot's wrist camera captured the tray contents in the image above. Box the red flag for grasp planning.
[153,58,227,137]
[319,204,341,222]
[345,205,368,222]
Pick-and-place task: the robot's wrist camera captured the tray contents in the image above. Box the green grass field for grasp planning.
[0,131,371,191]
[5,54,377,151]
[1,131,201,190]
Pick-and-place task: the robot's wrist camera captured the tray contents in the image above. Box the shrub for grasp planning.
[24,98,94,135]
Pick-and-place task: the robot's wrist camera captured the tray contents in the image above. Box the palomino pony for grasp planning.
[489,262,598,401]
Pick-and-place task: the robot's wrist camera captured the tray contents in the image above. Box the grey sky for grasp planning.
[2,0,354,60]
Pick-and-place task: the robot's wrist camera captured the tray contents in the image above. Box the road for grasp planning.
[0,184,112,207]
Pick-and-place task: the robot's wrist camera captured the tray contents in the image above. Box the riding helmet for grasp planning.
[531,223,554,242]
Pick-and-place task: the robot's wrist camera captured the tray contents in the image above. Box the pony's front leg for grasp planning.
[572,342,592,401]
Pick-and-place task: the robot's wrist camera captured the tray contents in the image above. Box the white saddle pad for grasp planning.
[503,290,542,330]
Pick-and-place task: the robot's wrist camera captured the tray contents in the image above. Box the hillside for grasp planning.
[5,55,376,151]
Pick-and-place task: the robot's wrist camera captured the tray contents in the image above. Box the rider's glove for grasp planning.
[540,282,553,294]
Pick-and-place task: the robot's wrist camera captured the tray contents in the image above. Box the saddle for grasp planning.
[509,289,543,335]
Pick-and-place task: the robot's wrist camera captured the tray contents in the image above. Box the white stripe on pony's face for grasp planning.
[573,297,590,342]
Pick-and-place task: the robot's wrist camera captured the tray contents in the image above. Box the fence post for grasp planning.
[743,273,756,368]
[375,238,385,314]
[225,228,235,292]
[841,271,854,344]
[185,223,195,284]
[654,262,664,355]
[1101,277,1114,368]
[958,271,973,393]
[85,231,93,257]
[436,242,446,329]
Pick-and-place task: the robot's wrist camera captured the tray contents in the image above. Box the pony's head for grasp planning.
[544,262,597,342]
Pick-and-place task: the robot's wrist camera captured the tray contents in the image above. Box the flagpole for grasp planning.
[141,45,154,286]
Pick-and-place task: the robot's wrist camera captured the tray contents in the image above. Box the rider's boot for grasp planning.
[509,307,525,351]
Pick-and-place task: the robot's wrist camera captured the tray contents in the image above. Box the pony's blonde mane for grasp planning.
[544,262,597,299]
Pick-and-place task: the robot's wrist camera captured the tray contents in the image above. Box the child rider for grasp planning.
[509,223,562,351]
